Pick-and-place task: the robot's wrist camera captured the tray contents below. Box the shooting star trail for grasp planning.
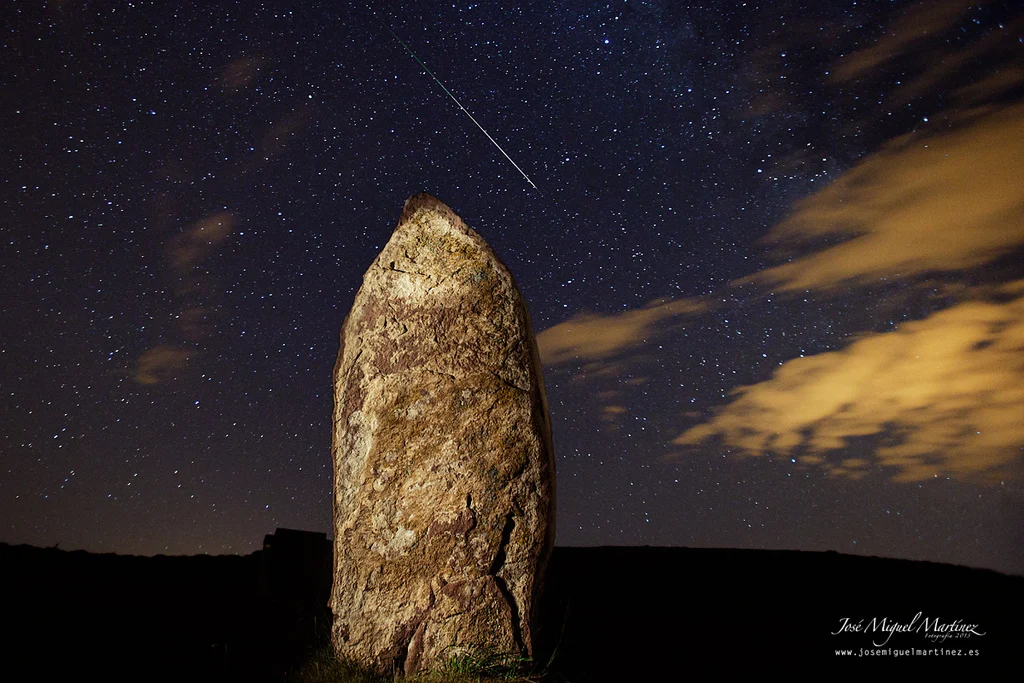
[375,13,541,193]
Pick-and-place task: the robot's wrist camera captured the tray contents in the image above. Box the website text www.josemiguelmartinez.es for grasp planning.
[834,647,981,657]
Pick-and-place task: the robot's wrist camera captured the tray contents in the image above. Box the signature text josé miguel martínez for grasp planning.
[832,612,986,646]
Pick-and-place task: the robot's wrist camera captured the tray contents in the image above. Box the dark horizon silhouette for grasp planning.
[5,531,1021,679]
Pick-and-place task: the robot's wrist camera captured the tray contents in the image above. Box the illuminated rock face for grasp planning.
[329,193,555,676]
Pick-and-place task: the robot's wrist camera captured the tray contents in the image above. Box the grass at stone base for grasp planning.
[288,646,567,683]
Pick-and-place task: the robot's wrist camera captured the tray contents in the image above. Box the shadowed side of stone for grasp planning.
[330,193,555,676]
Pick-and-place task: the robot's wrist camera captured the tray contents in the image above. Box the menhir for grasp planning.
[329,193,555,675]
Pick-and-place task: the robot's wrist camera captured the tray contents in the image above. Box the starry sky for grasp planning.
[2,0,1022,575]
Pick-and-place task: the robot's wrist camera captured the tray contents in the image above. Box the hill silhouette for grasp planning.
[3,539,1019,679]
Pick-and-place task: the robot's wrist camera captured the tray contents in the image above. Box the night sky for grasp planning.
[3,0,1022,575]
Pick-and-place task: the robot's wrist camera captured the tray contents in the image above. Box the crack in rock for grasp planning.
[488,512,525,655]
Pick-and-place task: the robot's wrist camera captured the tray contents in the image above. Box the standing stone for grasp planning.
[330,193,555,676]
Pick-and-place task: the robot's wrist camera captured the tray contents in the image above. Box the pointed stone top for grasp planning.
[368,194,508,303]
[398,192,473,238]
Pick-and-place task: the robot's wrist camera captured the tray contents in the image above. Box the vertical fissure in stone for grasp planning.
[395,589,436,675]
[488,512,525,654]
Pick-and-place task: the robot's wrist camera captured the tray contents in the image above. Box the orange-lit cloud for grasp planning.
[537,297,706,366]
[743,102,1024,292]
[601,404,628,419]
[133,345,192,385]
[168,212,234,272]
[675,286,1024,483]
[133,212,234,384]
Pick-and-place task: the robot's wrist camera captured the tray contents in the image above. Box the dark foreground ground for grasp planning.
[3,541,1020,680]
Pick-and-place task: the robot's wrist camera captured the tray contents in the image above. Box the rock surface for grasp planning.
[330,193,555,675]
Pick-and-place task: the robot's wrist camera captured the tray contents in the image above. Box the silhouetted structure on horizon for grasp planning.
[260,527,332,606]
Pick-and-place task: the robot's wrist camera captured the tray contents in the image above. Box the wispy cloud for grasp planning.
[537,298,706,366]
[741,102,1024,292]
[168,212,234,272]
[832,0,978,83]
[831,0,1022,110]
[133,345,192,385]
[684,5,1024,484]
[675,284,1024,483]
[133,212,235,384]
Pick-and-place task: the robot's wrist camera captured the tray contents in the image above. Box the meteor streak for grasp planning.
[375,14,541,193]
